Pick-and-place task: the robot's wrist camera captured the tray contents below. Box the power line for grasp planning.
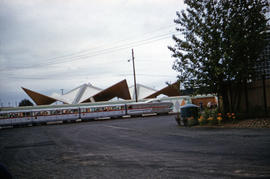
[0,32,175,71]
[119,73,175,78]
[53,34,171,62]
[30,25,176,63]
[39,32,174,64]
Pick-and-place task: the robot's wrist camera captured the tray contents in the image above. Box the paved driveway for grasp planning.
[0,115,270,178]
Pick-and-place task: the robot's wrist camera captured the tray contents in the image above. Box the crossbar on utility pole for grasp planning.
[131,49,138,102]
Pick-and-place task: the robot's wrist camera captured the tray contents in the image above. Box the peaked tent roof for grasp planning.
[50,83,102,104]
[21,80,180,105]
[82,79,131,103]
[144,81,180,99]
[129,84,157,100]
[21,87,57,105]
[78,84,103,103]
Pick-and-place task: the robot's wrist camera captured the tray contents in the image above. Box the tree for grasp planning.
[169,0,269,113]
[19,99,34,107]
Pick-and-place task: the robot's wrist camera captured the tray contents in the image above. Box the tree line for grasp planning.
[169,0,269,113]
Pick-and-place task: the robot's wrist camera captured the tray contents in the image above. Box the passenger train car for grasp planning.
[0,101,173,127]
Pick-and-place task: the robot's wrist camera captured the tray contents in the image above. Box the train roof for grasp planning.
[0,96,185,112]
[0,99,135,112]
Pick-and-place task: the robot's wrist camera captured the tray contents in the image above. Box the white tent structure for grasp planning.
[51,83,102,104]
[22,80,180,105]
[129,84,157,100]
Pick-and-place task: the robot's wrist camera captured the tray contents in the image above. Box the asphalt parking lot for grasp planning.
[0,115,270,179]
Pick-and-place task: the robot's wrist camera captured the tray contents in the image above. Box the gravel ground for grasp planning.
[223,118,270,128]
[194,118,270,128]
[0,115,270,179]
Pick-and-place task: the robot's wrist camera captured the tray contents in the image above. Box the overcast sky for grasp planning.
[0,0,185,106]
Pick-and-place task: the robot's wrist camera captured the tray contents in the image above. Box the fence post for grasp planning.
[262,74,267,116]
[244,81,249,114]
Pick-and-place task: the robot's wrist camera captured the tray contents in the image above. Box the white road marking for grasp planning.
[103,125,133,131]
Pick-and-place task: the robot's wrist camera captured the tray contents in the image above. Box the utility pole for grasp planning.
[131,49,138,102]
[60,89,64,104]
[60,89,64,95]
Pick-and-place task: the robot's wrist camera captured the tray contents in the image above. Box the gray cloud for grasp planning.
[0,0,184,105]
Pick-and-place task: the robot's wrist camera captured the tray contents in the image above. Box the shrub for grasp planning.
[201,108,220,125]
[187,116,198,126]
[198,115,207,125]
[217,113,222,125]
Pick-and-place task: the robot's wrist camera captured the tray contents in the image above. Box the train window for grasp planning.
[0,113,8,119]
[41,111,48,116]
[9,113,14,118]
[15,113,19,118]
[34,112,41,116]
[64,109,71,114]
[128,105,132,109]
[70,109,78,114]
[82,108,89,113]
[52,110,60,115]
[23,112,31,117]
